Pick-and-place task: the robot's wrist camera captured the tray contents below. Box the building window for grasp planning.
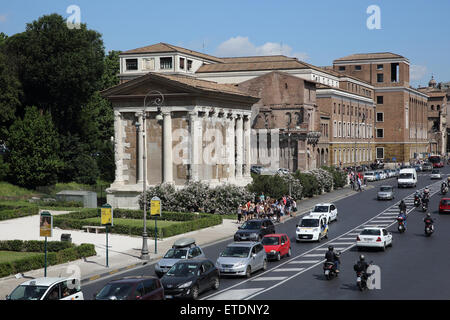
[431,105,434,110]
[376,96,384,104]
[391,63,399,82]
[339,66,345,71]
[187,59,193,71]
[376,128,384,138]
[179,57,185,70]
[376,147,384,159]
[333,121,337,137]
[377,64,383,70]
[376,112,384,122]
[160,57,173,70]
[126,59,138,71]
[377,73,384,83]
[355,65,361,71]
[334,103,336,114]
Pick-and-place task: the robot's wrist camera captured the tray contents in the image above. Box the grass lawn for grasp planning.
[0,251,43,264]
[81,217,183,228]
[0,182,39,200]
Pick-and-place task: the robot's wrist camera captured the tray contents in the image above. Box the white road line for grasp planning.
[335,237,356,240]
[208,288,266,300]
[328,242,355,245]
[288,260,320,264]
[251,277,288,281]
[303,254,325,257]
[272,268,305,272]
[315,247,347,251]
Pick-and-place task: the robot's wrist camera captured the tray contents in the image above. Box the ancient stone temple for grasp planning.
[102,72,259,209]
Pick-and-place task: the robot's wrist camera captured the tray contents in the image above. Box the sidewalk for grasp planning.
[0,184,370,298]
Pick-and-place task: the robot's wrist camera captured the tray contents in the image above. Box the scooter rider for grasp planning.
[414,190,422,206]
[353,255,369,280]
[422,188,430,206]
[424,213,434,232]
[398,200,407,214]
[325,246,340,273]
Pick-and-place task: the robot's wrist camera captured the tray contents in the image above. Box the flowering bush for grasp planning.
[205,184,254,215]
[174,181,210,212]
[320,166,348,188]
[279,173,304,200]
[138,183,178,211]
[294,171,320,198]
[309,168,334,193]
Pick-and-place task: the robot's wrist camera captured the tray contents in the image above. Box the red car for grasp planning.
[262,234,291,261]
[439,198,450,214]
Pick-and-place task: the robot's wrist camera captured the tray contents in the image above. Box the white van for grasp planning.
[295,213,328,242]
[397,168,417,188]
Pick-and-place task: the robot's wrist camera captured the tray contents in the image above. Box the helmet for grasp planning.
[427,213,431,217]
[328,246,334,251]
[359,255,365,261]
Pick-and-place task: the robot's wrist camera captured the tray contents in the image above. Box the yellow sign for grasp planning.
[40,212,53,237]
[151,197,161,216]
[101,205,113,225]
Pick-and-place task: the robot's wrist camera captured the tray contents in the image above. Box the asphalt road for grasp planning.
[82,168,450,300]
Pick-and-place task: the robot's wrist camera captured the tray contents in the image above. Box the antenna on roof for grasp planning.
[202,40,205,53]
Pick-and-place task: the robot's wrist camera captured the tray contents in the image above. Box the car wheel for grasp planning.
[191,285,199,300]
[382,242,386,251]
[262,259,268,271]
[287,247,292,257]
[245,266,252,278]
[276,252,281,261]
[212,277,220,290]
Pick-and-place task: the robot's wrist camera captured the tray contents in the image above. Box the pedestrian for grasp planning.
[237,205,242,224]
[357,176,362,192]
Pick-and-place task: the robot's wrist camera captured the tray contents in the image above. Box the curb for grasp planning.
[79,185,371,285]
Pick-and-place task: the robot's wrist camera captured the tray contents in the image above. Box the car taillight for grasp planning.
[376,237,382,242]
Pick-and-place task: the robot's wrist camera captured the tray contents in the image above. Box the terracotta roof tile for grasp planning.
[334,52,406,62]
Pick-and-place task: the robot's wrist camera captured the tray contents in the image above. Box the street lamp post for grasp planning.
[138,90,164,261]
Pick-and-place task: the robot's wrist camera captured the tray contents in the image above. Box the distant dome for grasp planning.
[429,75,437,88]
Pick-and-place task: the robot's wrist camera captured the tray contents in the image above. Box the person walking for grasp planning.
[237,205,242,224]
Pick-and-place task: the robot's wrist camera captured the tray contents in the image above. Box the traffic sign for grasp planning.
[101,204,113,226]
[151,196,161,216]
[39,211,53,238]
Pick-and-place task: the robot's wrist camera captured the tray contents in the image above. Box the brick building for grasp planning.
[333,53,429,163]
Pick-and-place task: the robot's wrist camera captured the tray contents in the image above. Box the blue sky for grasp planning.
[1,0,449,87]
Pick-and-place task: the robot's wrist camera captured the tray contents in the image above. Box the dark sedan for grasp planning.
[234,219,276,242]
[93,276,164,300]
[161,258,219,300]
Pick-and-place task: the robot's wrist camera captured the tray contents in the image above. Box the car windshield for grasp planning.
[313,206,328,213]
[380,187,392,192]
[432,170,439,174]
[240,221,261,230]
[365,172,374,176]
[441,200,450,205]
[166,263,198,277]
[220,246,250,258]
[262,237,280,246]
[300,219,319,227]
[399,173,413,179]
[361,229,381,236]
[96,283,133,300]
[164,248,188,259]
[8,285,49,300]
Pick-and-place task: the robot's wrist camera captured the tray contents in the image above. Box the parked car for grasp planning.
[155,238,205,278]
[277,168,290,175]
[377,185,394,200]
[6,277,83,300]
[439,198,450,214]
[262,234,291,261]
[161,258,219,299]
[310,203,338,223]
[430,169,442,179]
[94,276,164,300]
[251,165,263,175]
[414,164,423,172]
[364,171,377,182]
[234,219,275,242]
[356,227,393,251]
[216,242,267,278]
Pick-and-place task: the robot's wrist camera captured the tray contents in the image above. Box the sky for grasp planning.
[1,0,449,88]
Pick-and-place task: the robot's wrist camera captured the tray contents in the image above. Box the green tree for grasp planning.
[6,106,61,188]
[4,14,105,135]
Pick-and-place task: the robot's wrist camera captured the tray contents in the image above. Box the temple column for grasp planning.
[235,114,243,179]
[162,111,173,183]
[113,110,124,185]
[243,114,251,178]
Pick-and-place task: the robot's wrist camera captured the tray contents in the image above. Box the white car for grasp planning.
[310,203,338,223]
[364,171,377,182]
[296,213,329,242]
[430,169,442,179]
[356,227,393,251]
[6,277,83,300]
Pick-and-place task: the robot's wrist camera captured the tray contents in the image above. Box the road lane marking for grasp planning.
[272,268,305,272]
[208,288,265,300]
[288,260,320,264]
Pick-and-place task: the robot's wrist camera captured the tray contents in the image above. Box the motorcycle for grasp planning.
[356,261,373,291]
[323,252,340,280]
[441,184,448,195]
[422,201,428,212]
[397,217,406,233]
[414,195,421,207]
[425,224,434,237]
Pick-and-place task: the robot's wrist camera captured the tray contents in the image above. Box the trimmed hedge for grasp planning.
[0,207,39,221]
[0,242,96,278]
[53,211,223,239]
[0,240,74,252]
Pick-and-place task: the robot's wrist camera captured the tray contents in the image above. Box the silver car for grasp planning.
[216,242,267,278]
[377,185,394,200]
[430,169,442,179]
[155,238,205,278]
